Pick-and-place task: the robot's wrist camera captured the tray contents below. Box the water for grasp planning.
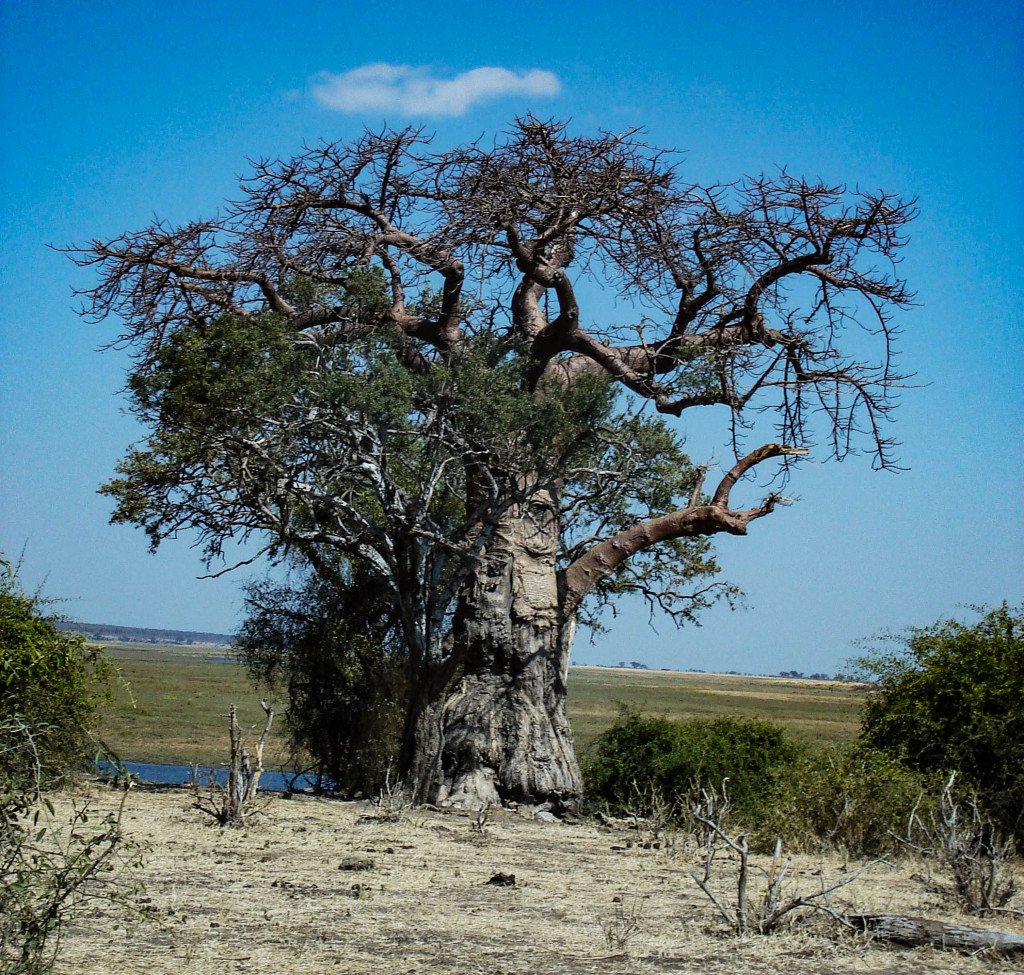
[93,760,324,792]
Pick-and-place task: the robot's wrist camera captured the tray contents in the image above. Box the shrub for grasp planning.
[0,557,110,788]
[846,603,1024,844]
[236,569,408,795]
[583,711,802,825]
[0,561,131,975]
[1,719,131,975]
[764,744,934,855]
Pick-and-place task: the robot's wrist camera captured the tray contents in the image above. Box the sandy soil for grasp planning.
[51,783,1021,975]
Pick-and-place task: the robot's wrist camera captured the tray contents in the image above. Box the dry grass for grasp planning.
[53,783,1021,975]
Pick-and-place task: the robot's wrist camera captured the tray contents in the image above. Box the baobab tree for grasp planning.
[71,118,915,812]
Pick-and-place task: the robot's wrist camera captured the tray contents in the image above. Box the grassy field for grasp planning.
[96,645,867,768]
[95,644,290,768]
[569,665,866,751]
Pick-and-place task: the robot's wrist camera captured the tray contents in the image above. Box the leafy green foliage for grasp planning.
[1,720,132,975]
[103,270,720,643]
[102,269,396,558]
[765,744,933,855]
[236,568,408,795]
[103,284,620,573]
[583,708,935,855]
[847,604,1024,844]
[0,562,132,975]
[0,558,109,787]
[583,710,802,822]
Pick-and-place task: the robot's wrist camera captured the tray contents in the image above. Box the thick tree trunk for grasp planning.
[404,487,582,814]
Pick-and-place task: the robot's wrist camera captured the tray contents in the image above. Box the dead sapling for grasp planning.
[689,783,885,935]
[193,700,274,826]
[601,893,646,955]
[892,771,1019,917]
[471,803,491,837]
[362,759,410,823]
[596,783,680,852]
[625,781,679,851]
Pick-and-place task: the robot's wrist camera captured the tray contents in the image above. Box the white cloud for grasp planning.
[310,63,561,117]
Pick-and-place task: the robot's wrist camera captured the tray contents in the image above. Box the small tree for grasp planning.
[895,772,1017,916]
[689,783,885,935]
[0,556,109,787]
[236,567,408,794]
[847,604,1024,844]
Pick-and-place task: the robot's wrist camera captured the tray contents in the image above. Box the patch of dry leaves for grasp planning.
[53,784,1021,975]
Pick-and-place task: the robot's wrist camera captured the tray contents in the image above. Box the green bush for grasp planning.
[764,744,934,855]
[1,720,131,975]
[847,603,1024,845]
[583,711,802,823]
[582,711,937,855]
[0,558,110,788]
[237,569,408,795]
[0,559,130,975]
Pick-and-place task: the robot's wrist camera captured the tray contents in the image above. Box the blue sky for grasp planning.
[1,0,1021,674]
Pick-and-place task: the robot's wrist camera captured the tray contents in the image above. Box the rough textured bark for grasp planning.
[407,489,582,812]
[846,914,1024,955]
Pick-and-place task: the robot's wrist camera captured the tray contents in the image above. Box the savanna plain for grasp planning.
[93,647,866,766]
[49,647,1022,974]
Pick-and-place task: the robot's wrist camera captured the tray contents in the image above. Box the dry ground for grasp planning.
[53,783,1021,975]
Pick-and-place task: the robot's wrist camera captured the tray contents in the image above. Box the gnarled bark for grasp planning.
[406,488,582,812]
[846,914,1024,955]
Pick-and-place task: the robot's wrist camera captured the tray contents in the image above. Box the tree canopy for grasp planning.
[848,604,1024,843]
[71,119,917,807]
[74,118,916,639]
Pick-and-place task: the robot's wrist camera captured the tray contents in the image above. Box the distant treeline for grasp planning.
[56,621,234,647]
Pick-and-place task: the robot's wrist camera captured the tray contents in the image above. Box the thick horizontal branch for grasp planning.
[562,443,807,615]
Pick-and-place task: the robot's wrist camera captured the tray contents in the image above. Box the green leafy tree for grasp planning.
[847,604,1024,843]
[0,558,109,787]
[97,271,721,804]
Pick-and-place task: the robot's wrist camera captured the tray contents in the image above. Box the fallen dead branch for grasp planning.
[847,913,1024,955]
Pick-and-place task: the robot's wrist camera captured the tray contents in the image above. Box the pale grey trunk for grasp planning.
[404,487,582,813]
